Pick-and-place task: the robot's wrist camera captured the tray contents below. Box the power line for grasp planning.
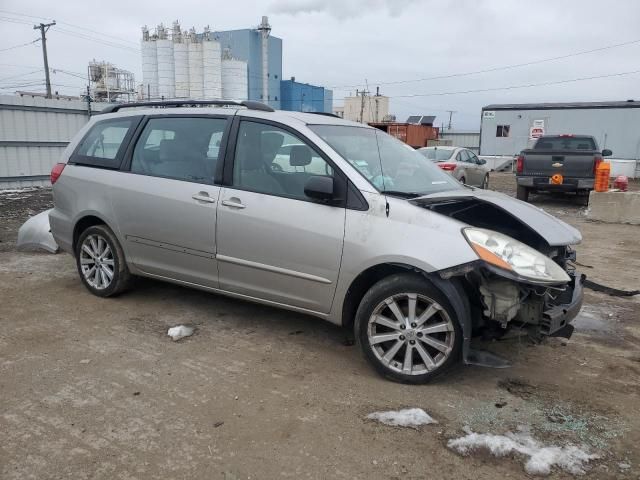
[331,37,640,90]
[389,68,640,99]
[0,69,42,81]
[0,38,40,52]
[0,9,139,46]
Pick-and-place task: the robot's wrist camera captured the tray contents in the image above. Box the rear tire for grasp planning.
[75,224,132,297]
[355,274,462,384]
[516,185,529,202]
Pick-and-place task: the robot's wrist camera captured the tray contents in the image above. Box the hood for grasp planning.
[412,188,581,248]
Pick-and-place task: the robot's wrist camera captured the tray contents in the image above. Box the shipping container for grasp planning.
[369,122,439,148]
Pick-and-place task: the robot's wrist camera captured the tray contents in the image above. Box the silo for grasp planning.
[202,37,222,100]
[221,58,248,101]
[188,33,204,100]
[174,35,190,98]
[172,21,189,99]
[141,27,158,100]
[156,24,175,99]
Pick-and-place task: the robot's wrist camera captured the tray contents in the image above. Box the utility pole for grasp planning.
[359,89,369,123]
[85,85,92,118]
[446,110,457,131]
[33,21,56,99]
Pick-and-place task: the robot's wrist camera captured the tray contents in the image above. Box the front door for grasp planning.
[110,115,229,288]
[216,119,346,313]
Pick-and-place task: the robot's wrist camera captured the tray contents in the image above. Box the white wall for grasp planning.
[0,95,97,189]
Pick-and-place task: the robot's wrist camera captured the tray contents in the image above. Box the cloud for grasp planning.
[269,0,423,18]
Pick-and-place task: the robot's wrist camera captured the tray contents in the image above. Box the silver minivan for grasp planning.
[48,100,584,383]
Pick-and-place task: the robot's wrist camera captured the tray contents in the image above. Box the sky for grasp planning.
[1,0,639,129]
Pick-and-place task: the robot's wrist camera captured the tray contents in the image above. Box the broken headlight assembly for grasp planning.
[462,227,570,286]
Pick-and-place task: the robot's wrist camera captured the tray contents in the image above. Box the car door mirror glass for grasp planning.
[478,158,487,165]
[304,175,334,202]
[602,149,613,157]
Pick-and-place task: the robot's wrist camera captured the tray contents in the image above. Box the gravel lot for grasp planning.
[1,174,639,479]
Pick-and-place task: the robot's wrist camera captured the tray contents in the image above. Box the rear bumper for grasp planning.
[539,273,584,337]
[517,176,594,191]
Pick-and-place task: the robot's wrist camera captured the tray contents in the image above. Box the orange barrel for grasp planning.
[594,162,611,192]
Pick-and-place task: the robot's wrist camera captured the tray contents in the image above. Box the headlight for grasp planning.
[463,227,570,285]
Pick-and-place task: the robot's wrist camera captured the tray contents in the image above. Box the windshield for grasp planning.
[310,125,461,196]
[418,148,455,162]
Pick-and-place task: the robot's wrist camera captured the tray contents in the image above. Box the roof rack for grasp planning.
[99,100,274,114]
[306,111,341,118]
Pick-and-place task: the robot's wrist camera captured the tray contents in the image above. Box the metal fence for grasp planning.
[0,94,92,189]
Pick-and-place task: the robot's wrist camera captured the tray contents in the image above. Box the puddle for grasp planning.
[573,304,618,333]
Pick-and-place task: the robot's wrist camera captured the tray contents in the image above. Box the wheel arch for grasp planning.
[72,213,112,252]
[341,263,472,361]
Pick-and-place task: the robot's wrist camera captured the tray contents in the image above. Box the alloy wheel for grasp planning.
[367,293,455,375]
[79,234,115,290]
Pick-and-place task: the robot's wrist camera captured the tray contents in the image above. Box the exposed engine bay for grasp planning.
[414,195,583,340]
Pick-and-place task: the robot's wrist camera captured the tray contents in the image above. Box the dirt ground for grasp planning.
[1,175,638,480]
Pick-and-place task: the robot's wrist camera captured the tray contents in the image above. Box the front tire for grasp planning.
[481,174,489,189]
[355,274,462,384]
[75,224,131,297]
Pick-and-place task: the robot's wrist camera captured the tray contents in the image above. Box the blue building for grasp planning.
[280,78,333,113]
[214,28,283,109]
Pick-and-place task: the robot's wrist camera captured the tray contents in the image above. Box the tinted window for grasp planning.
[73,118,136,167]
[533,137,596,151]
[131,117,227,184]
[233,121,334,200]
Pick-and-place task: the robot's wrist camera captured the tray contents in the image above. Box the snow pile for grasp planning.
[167,325,194,341]
[448,428,598,476]
[367,408,437,427]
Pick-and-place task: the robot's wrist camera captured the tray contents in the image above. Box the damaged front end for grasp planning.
[414,191,584,357]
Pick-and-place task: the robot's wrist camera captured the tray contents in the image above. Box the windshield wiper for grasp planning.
[381,190,423,199]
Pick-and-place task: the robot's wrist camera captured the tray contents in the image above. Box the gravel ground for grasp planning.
[1,175,639,479]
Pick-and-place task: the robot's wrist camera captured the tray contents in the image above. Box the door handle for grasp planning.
[221,199,246,209]
[192,192,216,203]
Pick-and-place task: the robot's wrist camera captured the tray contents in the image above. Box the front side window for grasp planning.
[233,121,334,200]
[73,118,136,167]
[131,117,227,184]
[310,125,460,196]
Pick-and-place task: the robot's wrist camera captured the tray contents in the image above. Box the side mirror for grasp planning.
[304,175,334,202]
[478,158,487,165]
[602,149,612,157]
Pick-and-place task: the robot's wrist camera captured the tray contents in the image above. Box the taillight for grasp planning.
[50,163,66,184]
[438,163,456,171]
[516,155,524,173]
[593,156,603,175]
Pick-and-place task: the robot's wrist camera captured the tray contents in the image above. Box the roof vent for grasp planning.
[627,99,635,102]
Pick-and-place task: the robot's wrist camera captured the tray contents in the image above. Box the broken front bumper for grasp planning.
[539,273,584,337]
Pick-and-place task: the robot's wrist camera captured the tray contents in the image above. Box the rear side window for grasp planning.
[72,118,138,168]
[130,117,228,184]
[534,137,596,151]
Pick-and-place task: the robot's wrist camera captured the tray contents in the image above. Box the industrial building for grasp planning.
[334,92,390,123]
[88,60,136,103]
[140,17,282,107]
[480,100,640,160]
[141,22,249,103]
[280,78,332,113]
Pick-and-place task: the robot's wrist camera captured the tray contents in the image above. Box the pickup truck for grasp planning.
[516,135,612,203]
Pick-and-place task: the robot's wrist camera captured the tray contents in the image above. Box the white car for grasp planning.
[418,146,490,189]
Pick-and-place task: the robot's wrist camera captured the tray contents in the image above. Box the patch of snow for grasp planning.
[618,462,631,471]
[448,428,598,476]
[0,188,37,194]
[367,408,437,427]
[167,325,194,341]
